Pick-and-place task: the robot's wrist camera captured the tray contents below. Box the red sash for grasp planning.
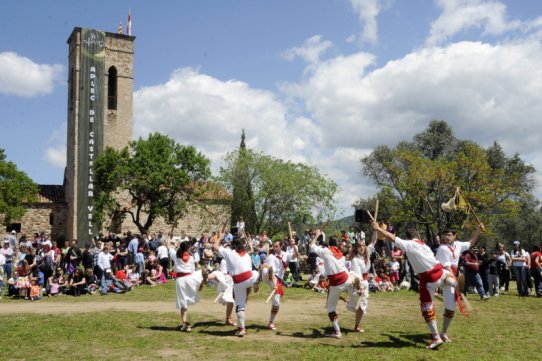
[418,264,443,303]
[232,270,252,284]
[175,272,192,278]
[276,278,284,298]
[362,273,369,281]
[327,271,349,286]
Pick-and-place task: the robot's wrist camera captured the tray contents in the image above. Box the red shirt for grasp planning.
[531,251,542,270]
[464,253,479,272]
[115,270,126,280]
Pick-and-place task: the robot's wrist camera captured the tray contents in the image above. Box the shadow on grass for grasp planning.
[356,332,427,349]
[275,328,324,339]
[196,323,269,337]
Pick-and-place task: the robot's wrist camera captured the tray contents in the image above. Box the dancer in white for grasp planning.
[261,239,299,330]
[372,221,457,350]
[213,235,259,337]
[309,229,361,339]
[170,241,206,332]
[207,255,236,326]
[346,230,376,332]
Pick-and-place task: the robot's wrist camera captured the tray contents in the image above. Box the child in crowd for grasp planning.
[29,279,41,301]
[85,268,98,294]
[283,270,294,287]
[128,266,141,286]
[313,275,328,293]
[306,270,320,290]
[135,248,145,274]
[389,257,401,288]
[368,273,381,292]
[377,271,393,292]
[48,274,61,297]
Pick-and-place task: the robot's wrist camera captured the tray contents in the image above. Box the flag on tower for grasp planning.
[127,10,132,35]
[118,22,123,34]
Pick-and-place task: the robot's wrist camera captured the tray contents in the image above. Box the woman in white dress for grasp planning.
[347,241,371,333]
[170,241,205,332]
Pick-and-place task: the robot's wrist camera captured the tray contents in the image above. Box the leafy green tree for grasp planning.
[0,149,38,224]
[361,121,535,242]
[93,133,212,234]
[220,147,337,237]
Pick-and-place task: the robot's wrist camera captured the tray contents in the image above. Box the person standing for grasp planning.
[496,243,511,293]
[1,240,14,281]
[372,221,458,350]
[213,234,259,337]
[262,239,299,331]
[530,245,542,297]
[170,241,205,332]
[510,241,529,296]
[309,230,360,339]
[463,246,489,301]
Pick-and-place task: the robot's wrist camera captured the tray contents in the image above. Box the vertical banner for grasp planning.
[77,29,105,243]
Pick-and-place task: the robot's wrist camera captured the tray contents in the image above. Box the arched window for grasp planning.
[108,66,118,110]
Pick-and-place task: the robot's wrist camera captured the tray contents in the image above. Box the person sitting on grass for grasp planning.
[147,259,167,286]
[305,270,321,290]
[69,268,86,296]
[313,275,328,293]
[85,268,98,294]
[100,269,124,295]
[48,272,61,297]
[29,278,41,301]
[283,270,294,287]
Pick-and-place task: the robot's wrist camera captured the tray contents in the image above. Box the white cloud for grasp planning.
[43,123,67,168]
[133,68,314,174]
[43,147,66,168]
[426,0,520,46]
[281,38,542,204]
[0,52,64,97]
[282,35,333,65]
[349,0,382,46]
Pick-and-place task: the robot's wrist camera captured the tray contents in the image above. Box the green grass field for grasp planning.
[1,282,540,361]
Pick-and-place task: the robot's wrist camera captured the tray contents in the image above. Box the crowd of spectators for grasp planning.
[1,223,541,300]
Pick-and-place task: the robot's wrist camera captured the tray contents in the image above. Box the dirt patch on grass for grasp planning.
[0,293,416,320]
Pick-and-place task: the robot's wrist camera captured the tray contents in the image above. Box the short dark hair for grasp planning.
[443,228,456,235]
[328,236,338,247]
[405,228,420,239]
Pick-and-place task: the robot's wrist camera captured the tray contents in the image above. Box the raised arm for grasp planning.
[212,233,224,253]
[371,221,396,242]
[468,223,485,247]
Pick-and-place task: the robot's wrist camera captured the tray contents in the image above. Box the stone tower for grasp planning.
[65,27,134,242]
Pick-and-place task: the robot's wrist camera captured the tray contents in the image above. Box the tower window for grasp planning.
[108,66,118,110]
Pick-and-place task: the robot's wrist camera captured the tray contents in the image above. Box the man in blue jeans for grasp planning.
[463,246,489,301]
[510,241,529,296]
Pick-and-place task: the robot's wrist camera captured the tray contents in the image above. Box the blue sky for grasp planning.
[2,0,542,216]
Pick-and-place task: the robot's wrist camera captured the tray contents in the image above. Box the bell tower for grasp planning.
[65,27,135,242]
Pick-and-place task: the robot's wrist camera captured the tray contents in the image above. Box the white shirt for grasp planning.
[351,256,370,276]
[310,244,346,276]
[266,251,294,280]
[511,249,528,267]
[218,247,252,276]
[219,258,228,274]
[97,252,113,271]
[435,240,470,269]
[157,245,169,259]
[393,237,439,275]
[173,253,196,273]
[286,246,298,263]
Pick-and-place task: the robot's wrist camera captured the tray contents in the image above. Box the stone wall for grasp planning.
[1,203,68,242]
